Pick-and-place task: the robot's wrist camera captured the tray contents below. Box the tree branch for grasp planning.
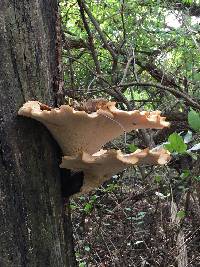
[77,0,101,74]
[119,55,134,85]
[135,60,179,88]
[116,81,200,110]
[80,0,118,64]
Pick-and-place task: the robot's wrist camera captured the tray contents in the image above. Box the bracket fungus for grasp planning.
[18,100,170,195]
[18,101,169,155]
[60,148,170,194]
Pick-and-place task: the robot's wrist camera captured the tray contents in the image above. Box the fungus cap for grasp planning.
[18,101,170,155]
[60,148,171,194]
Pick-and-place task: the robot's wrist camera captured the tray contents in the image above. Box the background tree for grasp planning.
[61,1,200,266]
[0,1,76,266]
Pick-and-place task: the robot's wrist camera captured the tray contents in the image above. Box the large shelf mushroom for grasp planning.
[18,100,170,195]
[60,148,170,194]
[18,101,169,155]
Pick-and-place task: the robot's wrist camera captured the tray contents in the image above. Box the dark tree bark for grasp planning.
[0,1,77,266]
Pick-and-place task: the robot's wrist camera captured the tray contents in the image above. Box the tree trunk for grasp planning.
[0,1,77,266]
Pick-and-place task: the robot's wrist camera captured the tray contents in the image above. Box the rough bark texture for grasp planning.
[0,1,77,266]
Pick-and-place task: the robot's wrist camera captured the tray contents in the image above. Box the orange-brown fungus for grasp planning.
[18,100,170,195]
[18,101,170,156]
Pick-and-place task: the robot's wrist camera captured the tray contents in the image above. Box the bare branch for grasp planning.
[77,0,101,74]
[136,59,179,88]
[119,55,134,85]
[119,0,126,49]
[64,56,129,105]
[116,81,200,110]
[79,0,118,63]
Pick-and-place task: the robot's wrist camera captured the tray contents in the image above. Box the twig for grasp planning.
[87,76,96,93]
[62,31,76,96]
[65,56,130,104]
[131,47,139,83]
[80,0,118,63]
[115,81,200,110]
[119,0,126,49]
[183,15,200,53]
[77,0,101,74]
[119,55,134,85]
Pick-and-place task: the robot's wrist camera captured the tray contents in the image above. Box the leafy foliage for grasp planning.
[61,0,200,266]
[177,210,186,219]
[188,109,200,131]
[128,143,138,152]
[165,132,187,153]
[61,0,200,109]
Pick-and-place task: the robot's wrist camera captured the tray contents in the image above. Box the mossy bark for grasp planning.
[0,1,76,266]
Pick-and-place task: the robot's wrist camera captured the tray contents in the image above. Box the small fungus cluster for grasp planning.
[18,100,170,195]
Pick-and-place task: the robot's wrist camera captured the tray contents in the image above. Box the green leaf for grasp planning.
[180,170,190,179]
[75,252,80,258]
[167,133,187,153]
[164,143,174,153]
[177,210,185,219]
[154,175,162,183]
[124,207,132,211]
[84,246,90,252]
[128,144,138,153]
[137,211,146,218]
[70,204,77,210]
[84,203,93,213]
[193,176,200,182]
[182,0,193,3]
[105,183,118,192]
[79,262,87,267]
[188,109,200,131]
[90,195,98,202]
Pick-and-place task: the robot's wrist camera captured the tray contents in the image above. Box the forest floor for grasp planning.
[71,167,200,267]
